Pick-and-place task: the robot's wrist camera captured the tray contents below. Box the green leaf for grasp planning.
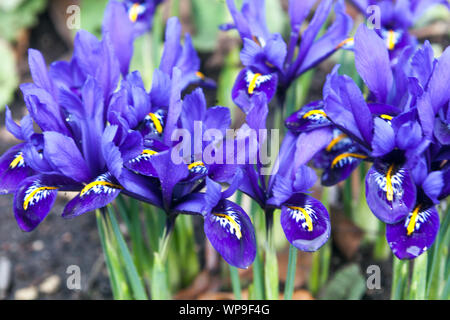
[409,252,428,299]
[0,0,47,41]
[0,40,19,111]
[414,4,450,29]
[80,0,109,37]
[265,0,285,35]
[319,264,366,300]
[107,206,149,300]
[0,0,25,12]
[264,227,279,300]
[191,0,227,52]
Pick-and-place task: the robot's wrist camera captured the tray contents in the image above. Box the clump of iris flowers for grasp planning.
[0,8,255,269]
[222,0,353,106]
[0,0,448,301]
[287,24,450,260]
[347,0,449,59]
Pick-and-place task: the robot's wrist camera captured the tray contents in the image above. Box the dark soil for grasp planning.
[0,9,111,300]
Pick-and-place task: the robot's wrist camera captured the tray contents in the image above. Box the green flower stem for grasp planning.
[343,178,353,218]
[264,210,279,300]
[129,199,151,278]
[319,240,332,288]
[308,250,320,296]
[144,204,165,254]
[318,187,331,288]
[249,198,265,300]
[373,221,390,261]
[251,250,265,300]
[229,265,242,300]
[115,196,151,279]
[169,214,199,288]
[106,206,149,300]
[96,209,131,300]
[284,244,298,300]
[150,216,176,300]
[391,256,409,300]
[426,204,450,299]
[409,252,428,299]
[308,187,332,296]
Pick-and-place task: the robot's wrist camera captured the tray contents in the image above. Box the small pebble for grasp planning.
[31,240,44,252]
[62,232,72,243]
[39,275,61,294]
[0,256,12,299]
[15,286,38,300]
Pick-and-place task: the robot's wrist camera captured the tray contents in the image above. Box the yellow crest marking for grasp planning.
[80,181,123,197]
[142,149,158,156]
[129,3,140,22]
[188,161,205,170]
[331,153,367,168]
[407,205,421,236]
[387,30,396,50]
[380,114,393,121]
[386,164,395,202]
[195,71,205,80]
[23,187,58,210]
[10,153,24,169]
[248,73,262,94]
[336,37,354,49]
[214,213,242,239]
[326,133,347,152]
[287,206,313,232]
[302,109,327,119]
[148,112,163,134]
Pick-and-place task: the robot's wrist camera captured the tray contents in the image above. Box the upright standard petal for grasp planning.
[43,131,92,183]
[27,49,55,97]
[159,17,183,76]
[204,199,256,269]
[298,0,353,74]
[102,0,134,76]
[151,149,189,211]
[354,25,393,103]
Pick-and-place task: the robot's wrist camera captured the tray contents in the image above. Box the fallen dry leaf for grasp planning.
[197,291,235,300]
[330,209,364,260]
[174,271,221,300]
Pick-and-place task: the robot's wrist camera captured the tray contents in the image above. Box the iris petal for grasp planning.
[365,162,416,224]
[285,101,331,133]
[316,142,367,187]
[280,194,330,252]
[126,149,159,177]
[204,200,256,269]
[62,172,122,218]
[14,176,58,231]
[232,68,277,107]
[0,144,32,194]
[386,205,439,259]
